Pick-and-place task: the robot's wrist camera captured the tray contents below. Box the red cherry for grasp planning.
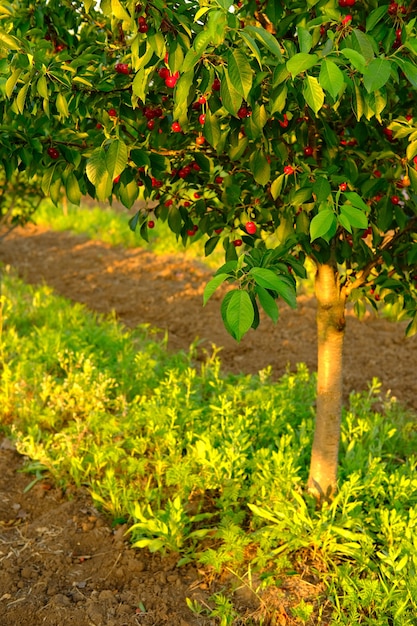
[212,77,221,91]
[383,128,394,141]
[341,14,352,25]
[338,0,347,5]
[108,108,117,117]
[215,176,223,184]
[233,239,243,247]
[198,96,207,104]
[339,182,348,191]
[165,75,178,88]
[138,16,149,32]
[245,221,257,235]
[172,121,182,132]
[303,146,314,157]
[374,170,382,178]
[237,106,249,119]
[147,120,155,130]
[388,2,398,15]
[164,199,173,207]
[192,162,201,171]
[279,113,289,128]
[199,114,206,125]
[158,67,170,79]
[47,147,60,160]
[113,175,121,184]
[148,220,155,228]
[345,0,355,5]
[283,165,294,175]
[193,192,201,199]
[196,136,205,145]
[151,177,162,188]
[183,201,191,207]
[390,195,400,205]
[115,63,130,75]
[214,228,223,234]
[413,156,417,167]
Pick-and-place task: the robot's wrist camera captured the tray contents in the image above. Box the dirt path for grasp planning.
[1,225,416,626]
[1,225,416,410]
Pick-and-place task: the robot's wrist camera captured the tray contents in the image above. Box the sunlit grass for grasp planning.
[34,199,225,269]
[1,268,416,624]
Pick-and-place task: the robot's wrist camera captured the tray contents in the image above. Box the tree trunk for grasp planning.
[307,261,346,503]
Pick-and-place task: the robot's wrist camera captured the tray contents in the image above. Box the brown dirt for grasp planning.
[0,224,416,625]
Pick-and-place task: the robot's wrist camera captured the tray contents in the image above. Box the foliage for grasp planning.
[1,0,417,337]
[1,269,417,623]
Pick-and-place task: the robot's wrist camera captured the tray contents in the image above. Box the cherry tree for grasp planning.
[1,0,417,500]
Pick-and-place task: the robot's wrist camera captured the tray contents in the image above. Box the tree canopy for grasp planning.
[1,1,417,337]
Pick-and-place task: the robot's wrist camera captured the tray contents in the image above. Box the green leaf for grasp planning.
[37,74,48,99]
[340,204,368,229]
[340,49,366,73]
[168,206,182,234]
[16,82,29,114]
[0,31,20,50]
[106,139,128,180]
[366,6,388,32]
[297,27,312,54]
[255,285,279,323]
[119,179,139,209]
[343,191,369,212]
[5,68,21,98]
[313,177,331,202]
[86,147,113,202]
[204,110,221,150]
[303,74,324,115]
[363,59,391,93]
[204,235,220,256]
[223,289,254,341]
[269,83,287,115]
[352,29,375,63]
[287,53,318,78]
[397,59,417,89]
[227,49,253,99]
[203,273,228,305]
[310,208,336,241]
[65,172,81,205]
[319,59,344,100]
[249,268,297,308]
[270,175,284,200]
[405,313,417,338]
[56,92,69,118]
[173,70,194,122]
[221,70,243,117]
[249,150,270,186]
[239,31,262,68]
[244,25,282,60]
[86,147,107,186]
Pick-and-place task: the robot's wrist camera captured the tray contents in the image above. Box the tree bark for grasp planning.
[308,261,346,503]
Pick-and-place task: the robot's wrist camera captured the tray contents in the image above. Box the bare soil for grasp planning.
[0,225,416,625]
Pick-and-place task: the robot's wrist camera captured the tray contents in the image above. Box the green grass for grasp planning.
[1,268,417,625]
[33,199,225,269]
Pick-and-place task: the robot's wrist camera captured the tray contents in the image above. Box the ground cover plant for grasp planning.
[1,268,417,624]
